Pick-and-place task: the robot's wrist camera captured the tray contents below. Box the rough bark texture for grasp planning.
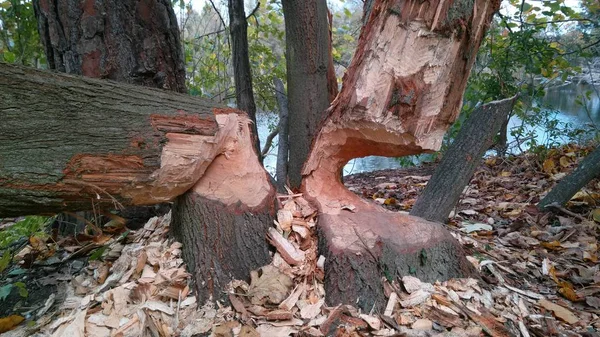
[274,77,289,192]
[33,0,186,93]
[172,191,274,302]
[282,0,333,189]
[228,0,260,156]
[302,0,500,310]
[0,63,222,217]
[538,145,600,210]
[411,96,518,223]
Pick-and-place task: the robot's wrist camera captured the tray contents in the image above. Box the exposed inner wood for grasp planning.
[192,113,274,210]
[303,0,499,219]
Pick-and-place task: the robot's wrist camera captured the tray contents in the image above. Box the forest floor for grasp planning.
[0,144,599,337]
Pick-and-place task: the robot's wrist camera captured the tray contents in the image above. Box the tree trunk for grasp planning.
[33,0,186,93]
[282,0,333,189]
[31,0,274,304]
[0,63,222,217]
[411,96,518,223]
[538,145,600,210]
[274,77,289,192]
[228,0,261,157]
[302,0,500,311]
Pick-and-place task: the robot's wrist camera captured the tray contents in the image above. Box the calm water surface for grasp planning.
[258,83,600,176]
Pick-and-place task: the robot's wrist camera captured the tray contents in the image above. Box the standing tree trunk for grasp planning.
[32,0,274,303]
[228,0,261,157]
[34,0,186,93]
[282,0,334,189]
[411,96,518,223]
[301,0,501,310]
[538,145,600,210]
[274,77,290,191]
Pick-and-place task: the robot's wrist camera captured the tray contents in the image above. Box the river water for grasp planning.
[258,83,600,176]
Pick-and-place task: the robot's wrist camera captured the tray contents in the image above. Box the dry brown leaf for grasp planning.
[247,265,293,305]
[538,299,579,324]
[543,159,555,174]
[239,325,260,337]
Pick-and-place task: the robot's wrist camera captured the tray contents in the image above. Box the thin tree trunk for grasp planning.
[282,0,332,189]
[228,0,261,157]
[411,96,518,223]
[538,145,600,210]
[274,77,289,192]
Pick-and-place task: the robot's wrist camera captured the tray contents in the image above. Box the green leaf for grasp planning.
[3,51,15,63]
[89,246,108,261]
[0,252,10,273]
[14,282,28,298]
[0,284,13,301]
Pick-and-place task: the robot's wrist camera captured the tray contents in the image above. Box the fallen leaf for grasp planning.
[0,315,24,333]
[538,299,579,324]
[247,265,293,305]
[460,223,493,233]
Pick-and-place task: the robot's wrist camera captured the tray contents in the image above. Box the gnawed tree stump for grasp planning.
[302,0,500,310]
[172,112,276,301]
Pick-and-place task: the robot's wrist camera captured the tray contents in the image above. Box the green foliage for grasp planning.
[445,0,598,155]
[0,0,45,66]
[181,0,286,112]
[0,282,28,302]
[0,216,50,250]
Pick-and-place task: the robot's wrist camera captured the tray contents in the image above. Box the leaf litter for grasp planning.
[0,144,598,336]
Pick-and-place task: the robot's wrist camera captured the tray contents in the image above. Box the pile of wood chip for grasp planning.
[3,189,598,336]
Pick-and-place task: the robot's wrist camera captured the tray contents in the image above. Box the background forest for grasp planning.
[1,0,599,175]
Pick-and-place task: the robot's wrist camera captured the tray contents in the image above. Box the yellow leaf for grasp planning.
[592,208,600,223]
[500,171,511,177]
[557,281,583,302]
[0,315,25,333]
[559,156,570,168]
[384,198,396,205]
[485,157,497,166]
[541,241,562,250]
[543,159,555,174]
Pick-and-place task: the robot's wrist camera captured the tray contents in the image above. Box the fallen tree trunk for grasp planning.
[411,96,518,223]
[302,0,500,311]
[0,63,230,217]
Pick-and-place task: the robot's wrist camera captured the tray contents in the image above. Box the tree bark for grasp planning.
[538,145,600,210]
[302,0,500,311]
[33,0,186,93]
[228,0,261,157]
[282,0,333,189]
[0,63,222,217]
[274,77,289,192]
[411,96,518,223]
